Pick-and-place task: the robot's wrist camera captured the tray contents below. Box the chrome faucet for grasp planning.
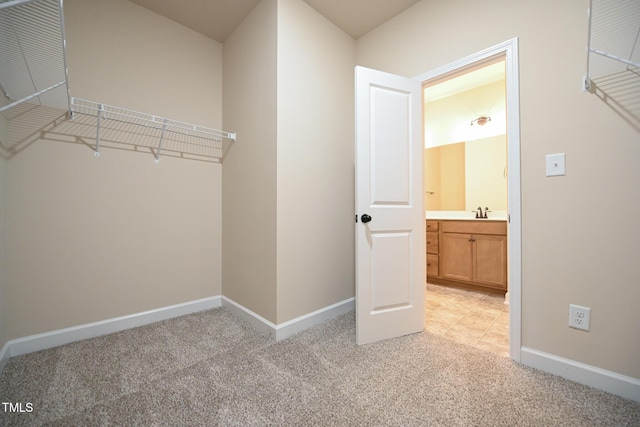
[476,207,483,218]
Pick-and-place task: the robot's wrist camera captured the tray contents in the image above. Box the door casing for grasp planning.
[414,38,522,361]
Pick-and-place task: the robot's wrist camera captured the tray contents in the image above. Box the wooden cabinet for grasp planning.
[426,221,439,277]
[472,234,507,288]
[440,232,473,282]
[426,219,507,294]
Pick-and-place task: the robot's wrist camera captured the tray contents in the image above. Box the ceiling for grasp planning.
[129,0,421,42]
[126,0,498,96]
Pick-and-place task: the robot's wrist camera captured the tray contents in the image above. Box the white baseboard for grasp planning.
[0,341,10,373]
[222,296,355,340]
[521,347,640,403]
[221,297,278,338]
[8,299,635,403]
[1,295,354,375]
[274,297,355,340]
[6,296,222,359]
[0,296,355,371]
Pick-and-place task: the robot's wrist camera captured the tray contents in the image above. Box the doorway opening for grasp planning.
[414,39,522,361]
[424,57,509,356]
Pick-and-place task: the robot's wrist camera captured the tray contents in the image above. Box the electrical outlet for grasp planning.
[569,304,591,331]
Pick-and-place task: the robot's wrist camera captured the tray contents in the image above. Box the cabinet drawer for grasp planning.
[441,220,506,235]
[426,232,439,254]
[427,254,439,277]
[426,220,439,232]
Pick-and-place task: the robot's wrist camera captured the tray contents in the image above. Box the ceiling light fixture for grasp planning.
[470,116,491,126]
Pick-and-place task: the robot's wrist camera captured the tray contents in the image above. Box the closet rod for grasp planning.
[588,48,640,69]
[0,81,65,114]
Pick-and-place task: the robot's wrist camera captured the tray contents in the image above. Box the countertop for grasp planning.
[426,210,508,221]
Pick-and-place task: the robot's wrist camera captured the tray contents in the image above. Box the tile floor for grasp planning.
[425,282,509,357]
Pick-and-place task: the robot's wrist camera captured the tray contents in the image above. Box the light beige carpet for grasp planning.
[0,308,638,426]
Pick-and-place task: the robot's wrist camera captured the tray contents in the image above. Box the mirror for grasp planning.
[424,136,507,211]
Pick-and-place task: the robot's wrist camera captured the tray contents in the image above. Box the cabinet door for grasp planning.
[426,232,439,254]
[473,234,507,289]
[441,233,473,282]
[426,254,439,277]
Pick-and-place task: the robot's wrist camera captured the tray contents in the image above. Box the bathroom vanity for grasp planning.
[426,216,507,295]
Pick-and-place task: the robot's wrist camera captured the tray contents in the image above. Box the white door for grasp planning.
[355,66,424,345]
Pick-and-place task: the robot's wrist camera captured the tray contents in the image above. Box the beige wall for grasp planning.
[439,143,466,210]
[465,135,507,211]
[357,0,640,379]
[6,0,635,383]
[276,0,355,323]
[425,80,506,149]
[7,143,222,338]
[222,0,278,322]
[223,0,355,324]
[424,147,441,210]
[65,0,222,127]
[4,0,224,339]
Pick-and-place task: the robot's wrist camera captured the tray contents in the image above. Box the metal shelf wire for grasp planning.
[68,98,236,163]
[1,0,237,162]
[585,0,640,91]
[0,0,70,113]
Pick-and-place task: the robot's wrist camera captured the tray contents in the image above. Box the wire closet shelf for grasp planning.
[69,98,236,163]
[584,0,640,92]
[1,0,236,163]
[0,0,70,114]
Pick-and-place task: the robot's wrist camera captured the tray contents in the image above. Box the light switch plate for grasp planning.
[546,153,566,176]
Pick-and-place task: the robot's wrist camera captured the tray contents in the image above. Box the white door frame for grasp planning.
[414,38,522,362]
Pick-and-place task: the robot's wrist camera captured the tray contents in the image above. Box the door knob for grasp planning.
[361,214,372,223]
